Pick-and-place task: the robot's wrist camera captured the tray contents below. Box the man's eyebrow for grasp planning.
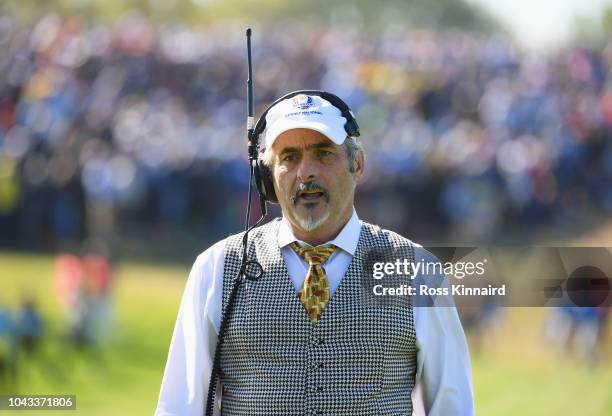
[278,146,300,156]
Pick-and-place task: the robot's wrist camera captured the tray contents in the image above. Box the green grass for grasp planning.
[0,252,186,416]
[0,252,611,415]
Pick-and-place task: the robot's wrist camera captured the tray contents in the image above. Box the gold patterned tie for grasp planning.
[290,242,338,326]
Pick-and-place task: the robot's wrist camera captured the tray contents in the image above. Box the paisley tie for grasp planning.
[290,242,338,326]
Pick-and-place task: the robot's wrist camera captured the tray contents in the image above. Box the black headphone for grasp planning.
[251,90,360,203]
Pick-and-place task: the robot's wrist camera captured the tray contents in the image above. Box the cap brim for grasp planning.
[264,119,347,149]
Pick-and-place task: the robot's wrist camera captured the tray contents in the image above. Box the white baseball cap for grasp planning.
[263,94,348,150]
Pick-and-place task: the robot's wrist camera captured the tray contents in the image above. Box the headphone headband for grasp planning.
[252,90,360,146]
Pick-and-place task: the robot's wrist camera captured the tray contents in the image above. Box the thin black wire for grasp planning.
[204,161,266,416]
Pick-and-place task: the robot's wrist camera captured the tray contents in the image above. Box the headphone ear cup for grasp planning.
[344,119,360,138]
[254,160,278,203]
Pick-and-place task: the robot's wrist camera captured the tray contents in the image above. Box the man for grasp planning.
[156,93,473,415]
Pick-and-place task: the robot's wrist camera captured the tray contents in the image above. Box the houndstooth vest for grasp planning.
[220,218,417,415]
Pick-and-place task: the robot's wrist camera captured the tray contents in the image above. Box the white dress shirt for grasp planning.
[156,209,474,416]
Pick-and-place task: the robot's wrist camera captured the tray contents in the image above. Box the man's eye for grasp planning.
[319,150,334,157]
[282,154,297,162]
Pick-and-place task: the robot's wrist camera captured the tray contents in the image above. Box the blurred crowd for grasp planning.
[0,12,611,253]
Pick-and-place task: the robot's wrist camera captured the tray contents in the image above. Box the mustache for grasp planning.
[290,182,329,205]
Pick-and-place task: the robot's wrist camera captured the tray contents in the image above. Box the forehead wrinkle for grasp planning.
[276,140,337,156]
[305,141,336,151]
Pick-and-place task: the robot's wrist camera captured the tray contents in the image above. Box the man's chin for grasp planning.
[294,211,330,232]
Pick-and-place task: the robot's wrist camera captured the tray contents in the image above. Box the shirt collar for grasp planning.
[277,208,361,256]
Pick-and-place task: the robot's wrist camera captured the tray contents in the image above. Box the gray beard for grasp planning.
[295,210,330,232]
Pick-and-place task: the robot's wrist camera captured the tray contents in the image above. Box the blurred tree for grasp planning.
[6,0,498,30]
[571,4,612,47]
[603,6,612,36]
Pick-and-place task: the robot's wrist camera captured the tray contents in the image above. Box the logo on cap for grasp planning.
[292,94,314,110]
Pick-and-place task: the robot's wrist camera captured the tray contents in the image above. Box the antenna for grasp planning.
[246,28,255,147]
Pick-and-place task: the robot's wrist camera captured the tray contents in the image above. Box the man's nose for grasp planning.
[296,155,317,183]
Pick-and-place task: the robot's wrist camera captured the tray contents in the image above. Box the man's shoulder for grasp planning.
[359,220,439,263]
[194,218,282,262]
[359,220,417,246]
[193,238,227,269]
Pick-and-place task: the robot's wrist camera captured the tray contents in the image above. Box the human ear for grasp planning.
[353,149,365,183]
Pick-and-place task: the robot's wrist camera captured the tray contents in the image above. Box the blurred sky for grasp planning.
[469,0,610,48]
